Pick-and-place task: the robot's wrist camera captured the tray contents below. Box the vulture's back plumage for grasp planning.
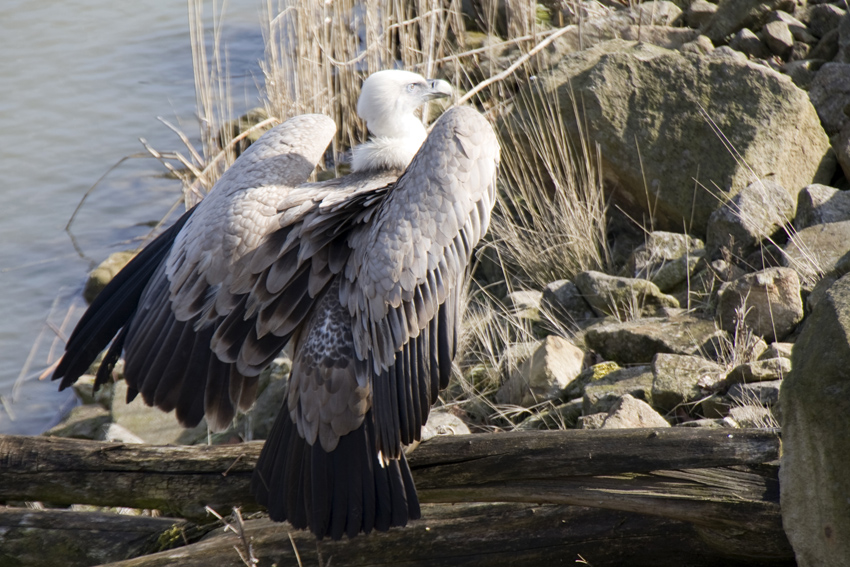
[52,71,499,540]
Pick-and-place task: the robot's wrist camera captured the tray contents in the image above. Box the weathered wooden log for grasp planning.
[0,507,192,567]
[0,428,780,519]
[97,503,794,567]
[0,429,790,565]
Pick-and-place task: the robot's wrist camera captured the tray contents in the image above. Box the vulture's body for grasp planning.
[52,71,499,539]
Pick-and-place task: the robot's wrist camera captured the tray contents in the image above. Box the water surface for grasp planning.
[0,0,265,434]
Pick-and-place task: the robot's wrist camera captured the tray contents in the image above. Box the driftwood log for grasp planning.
[0,428,792,566]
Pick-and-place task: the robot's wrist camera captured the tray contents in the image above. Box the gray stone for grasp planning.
[730,27,771,59]
[528,40,833,235]
[780,59,826,90]
[577,412,608,430]
[561,361,621,401]
[102,423,145,444]
[835,122,850,181]
[632,1,682,26]
[726,357,792,383]
[43,405,111,440]
[601,394,670,429]
[112,380,209,445]
[809,63,850,136]
[809,28,840,60]
[681,34,716,55]
[716,267,804,341]
[728,380,782,406]
[703,0,794,44]
[541,279,596,329]
[763,20,795,58]
[497,335,585,407]
[421,410,470,442]
[727,404,777,427]
[806,3,846,39]
[677,418,724,427]
[507,290,542,313]
[583,365,654,415]
[685,0,718,29]
[574,270,679,318]
[584,314,725,364]
[84,250,137,304]
[781,271,850,565]
[769,10,818,45]
[759,342,794,360]
[651,353,726,412]
[629,231,706,288]
[683,259,746,309]
[840,8,850,63]
[794,183,850,228]
[71,373,115,408]
[516,398,583,430]
[706,179,796,259]
[784,220,850,283]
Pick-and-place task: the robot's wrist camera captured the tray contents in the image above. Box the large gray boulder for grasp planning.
[528,40,833,234]
[780,272,850,566]
[809,63,850,137]
[716,267,804,341]
[794,184,850,229]
[702,0,794,44]
[784,220,850,284]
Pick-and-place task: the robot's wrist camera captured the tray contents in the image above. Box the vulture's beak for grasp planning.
[425,79,453,101]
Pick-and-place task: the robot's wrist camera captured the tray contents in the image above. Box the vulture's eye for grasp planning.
[406,83,416,93]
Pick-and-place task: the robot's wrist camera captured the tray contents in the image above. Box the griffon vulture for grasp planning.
[52,69,500,539]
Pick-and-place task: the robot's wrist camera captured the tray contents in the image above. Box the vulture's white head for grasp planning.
[351,70,452,172]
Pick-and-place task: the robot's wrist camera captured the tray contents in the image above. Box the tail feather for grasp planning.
[252,407,419,540]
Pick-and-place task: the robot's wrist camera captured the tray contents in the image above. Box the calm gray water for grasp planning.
[0,0,265,435]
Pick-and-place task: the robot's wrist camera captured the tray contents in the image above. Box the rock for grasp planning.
[805,3,846,39]
[780,59,826,90]
[769,10,818,45]
[583,365,654,414]
[584,314,725,364]
[516,398,583,430]
[836,122,850,181]
[794,183,850,228]
[728,380,782,406]
[561,361,620,401]
[699,394,732,418]
[629,231,705,278]
[102,423,145,444]
[727,404,777,428]
[809,63,850,136]
[781,271,850,565]
[759,342,794,360]
[601,394,670,429]
[716,267,804,341]
[506,290,542,313]
[730,27,771,59]
[83,250,137,304]
[620,26,700,49]
[529,40,833,234]
[497,335,585,407]
[840,8,850,63]
[763,20,795,58]
[681,34,716,55]
[784,220,850,283]
[574,270,679,318]
[706,179,796,259]
[111,380,209,445]
[632,1,682,26]
[683,258,746,309]
[540,280,596,329]
[231,357,291,441]
[677,418,724,428]
[421,410,470,442]
[809,28,840,61]
[43,405,111,440]
[577,413,608,430]
[726,357,792,384]
[71,374,115,408]
[703,0,794,45]
[651,353,726,412]
[685,0,718,29]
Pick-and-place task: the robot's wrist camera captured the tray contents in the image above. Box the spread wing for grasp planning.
[340,106,500,460]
